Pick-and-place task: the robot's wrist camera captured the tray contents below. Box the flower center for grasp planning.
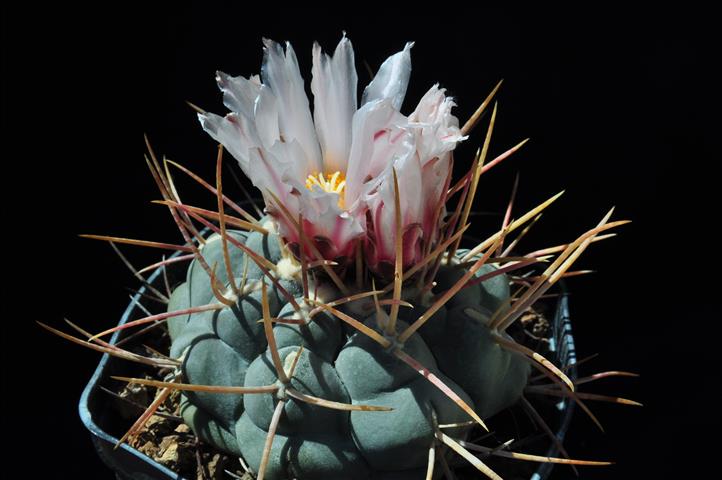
[305,171,346,208]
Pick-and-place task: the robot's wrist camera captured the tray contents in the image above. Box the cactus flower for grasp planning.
[200,35,465,271]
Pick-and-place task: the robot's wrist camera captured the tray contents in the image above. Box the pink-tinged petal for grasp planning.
[261,39,322,174]
[420,155,453,244]
[267,181,363,261]
[296,188,364,259]
[215,71,261,119]
[364,150,424,270]
[361,42,414,110]
[392,151,424,225]
[240,137,364,261]
[198,112,260,172]
[345,99,413,206]
[407,85,462,250]
[311,34,358,174]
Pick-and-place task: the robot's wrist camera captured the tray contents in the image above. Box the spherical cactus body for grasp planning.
[168,227,529,479]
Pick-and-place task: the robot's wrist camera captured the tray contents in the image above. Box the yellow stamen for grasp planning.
[305,171,346,208]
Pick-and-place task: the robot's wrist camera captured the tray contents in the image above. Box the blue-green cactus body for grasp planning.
[168,230,530,479]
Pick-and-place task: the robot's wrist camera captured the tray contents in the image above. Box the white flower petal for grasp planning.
[198,112,260,173]
[215,71,261,119]
[311,34,358,174]
[409,84,465,164]
[248,146,293,204]
[261,39,322,174]
[253,85,280,150]
[269,138,313,187]
[361,42,414,111]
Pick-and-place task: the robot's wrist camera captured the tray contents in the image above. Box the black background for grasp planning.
[2,4,717,479]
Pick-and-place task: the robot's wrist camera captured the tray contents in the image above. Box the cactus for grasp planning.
[42,35,640,479]
[163,226,529,479]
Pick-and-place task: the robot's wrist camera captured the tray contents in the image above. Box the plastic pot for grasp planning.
[79,262,577,480]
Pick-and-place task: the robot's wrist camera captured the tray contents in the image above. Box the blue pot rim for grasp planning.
[79,256,185,479]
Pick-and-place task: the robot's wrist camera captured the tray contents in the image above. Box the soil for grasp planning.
[124,389,250,479]
[109,344,253,479]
